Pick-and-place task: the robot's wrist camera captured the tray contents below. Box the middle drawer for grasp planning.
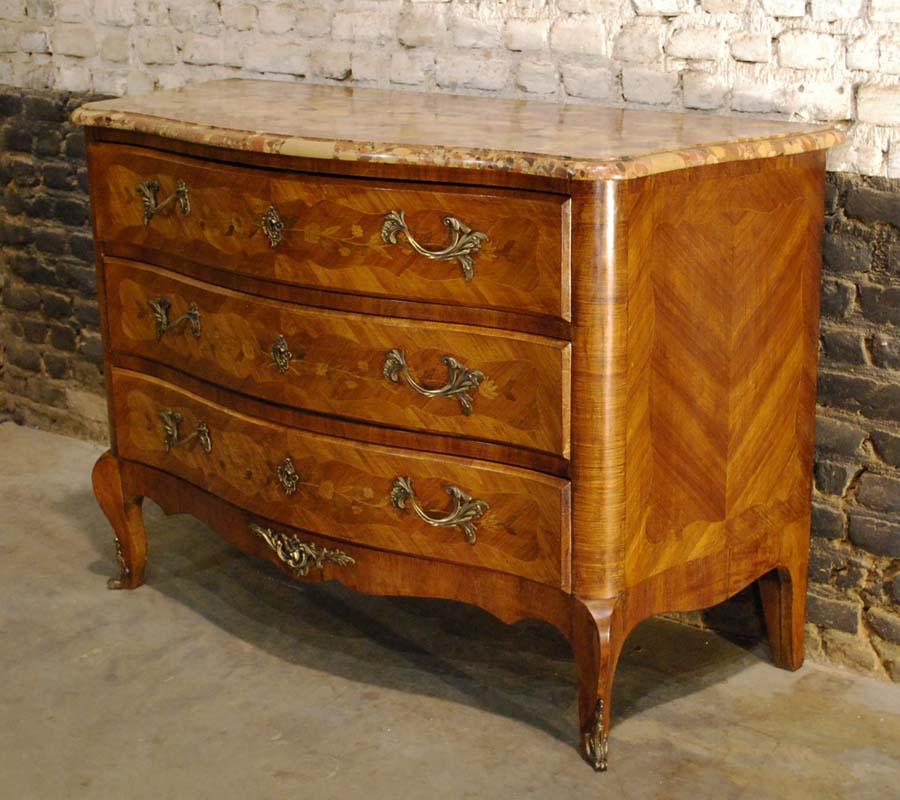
[105,258,570,457]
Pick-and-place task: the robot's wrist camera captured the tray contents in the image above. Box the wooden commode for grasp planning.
[73,80,842,771]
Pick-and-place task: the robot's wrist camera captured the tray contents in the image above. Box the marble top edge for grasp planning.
[71,79,845,181]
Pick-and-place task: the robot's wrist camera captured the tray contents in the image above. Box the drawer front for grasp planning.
[105,259,570,456]
[111,369,570,588]
[90,143,570,320]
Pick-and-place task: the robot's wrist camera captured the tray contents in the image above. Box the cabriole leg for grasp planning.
[92,451,147,590]
[759,561,808,671]
[570,597,625,772]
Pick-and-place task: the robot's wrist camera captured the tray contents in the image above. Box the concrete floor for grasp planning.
[1,423,898,800]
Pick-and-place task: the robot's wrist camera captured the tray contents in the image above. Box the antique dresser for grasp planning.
[73,81,841,771]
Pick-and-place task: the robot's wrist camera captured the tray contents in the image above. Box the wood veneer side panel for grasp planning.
[84,128,117,453]
[621,152,825,604]
[569,181,628,598]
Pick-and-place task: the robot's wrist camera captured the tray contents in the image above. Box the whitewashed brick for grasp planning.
[614,23,662,63]
[137,30,176,65]
[397,5,447,48]
[504,19,549,52]
[857,85,900,125]
[183,34,225,66]
[558,0,617,10]
[50,25,97,58]
[683,70,727,108]
[100,29,130,62]
[156,71,187,90]
[621,66,677,104]
[516,61,559,94]
[126,68,156,95]
[352,50,388,83]
[134,0,169,27]
[56,62,91,91]
[259,4,296,35]
[701,0,746,11]
[452,11,502,49]
[811,0,864,19]
[762,0,805,16]
[0,24,20,53]
[550,17,605,56]
[243,42,309,75]
[633,0,692,14]
[333,11,393,42]
[57,0,89,23]
[870,0,900,21]
[847,36,880,71]
[311,48,352,80]
[880,38,900,74]
[561,63,616,99]
[390,50,432,85]
[667,28,725,60]
[19,30,49,53]
[778,31,842,69]
[791,82,852,120]
[221,4,257,31]
[730,33,771,63]
[435,54,508,91]
[731,79,785,112]
[94,0,136,27]
[886,142,900,179]
[0,1,25,22]
[296,8,332,37]
[91,68,128,95]
[169,2,221,35]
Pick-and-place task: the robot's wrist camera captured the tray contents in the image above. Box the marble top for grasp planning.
[72,79,843,181]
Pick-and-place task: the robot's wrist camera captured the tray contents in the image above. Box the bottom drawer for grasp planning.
[111,368,570,588]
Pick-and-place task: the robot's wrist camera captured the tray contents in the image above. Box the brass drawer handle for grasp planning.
[276,456,300,495]
[389,476,489,545]
[159,411,212,454]
[270,335,293,374]
[261,205,284,248]
[383,349,484,416]
[136,178,190,225]
[251,523,355,576]
[381,210,488,281]
[149,297,201,340]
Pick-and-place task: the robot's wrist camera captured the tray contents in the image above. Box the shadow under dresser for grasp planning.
[72,79,843,771]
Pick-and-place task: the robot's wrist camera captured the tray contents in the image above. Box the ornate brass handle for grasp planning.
[389,476,489,545]
[159,411,212,454]
[276,456,300,495]
[251,523,355,576]
[149,297,201,341]
[261,205,284,248]
[383,349,484,416]
[381,210,488,281]
[136,178,190,225]
[270,335,293,374]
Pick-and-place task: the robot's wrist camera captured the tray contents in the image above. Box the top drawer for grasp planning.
[89,143,571,321]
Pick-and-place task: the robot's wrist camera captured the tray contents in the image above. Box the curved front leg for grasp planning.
[570,597,626,772]
[92,451,147,590]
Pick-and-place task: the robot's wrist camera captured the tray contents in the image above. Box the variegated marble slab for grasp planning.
[72,79,844,181]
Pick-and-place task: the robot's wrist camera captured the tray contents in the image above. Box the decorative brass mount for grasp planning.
[380,210,488,281]
[261,205,284,248]
[149,297,201,341]
[383,349,484,416]
[159,410,212,454]
[250,523,355,576]
[276,456,300,495]
[389,476,489,545]
[137,178,190,225]
[584,699,608,772]
[270,335,293,374]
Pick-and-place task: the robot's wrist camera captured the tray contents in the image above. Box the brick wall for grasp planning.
[0,1,899,176]
[0,86,108,439]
